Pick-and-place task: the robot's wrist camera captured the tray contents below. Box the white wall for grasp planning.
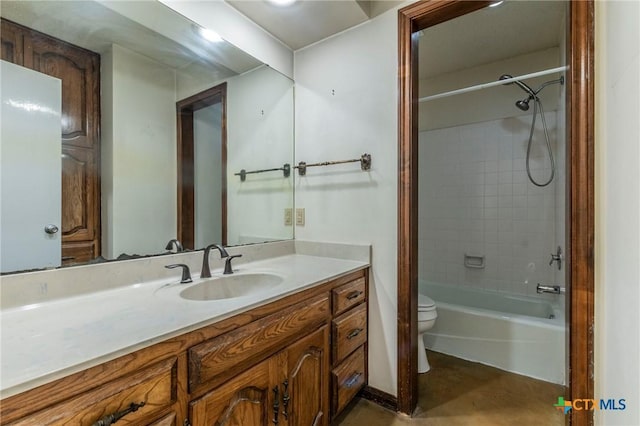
[418,111,563,298]
[177,65,295,246]
[101,44,177,258]
[595,1,640,425]
[294,8,401,395]
[160,0,293,79]
[226,66,294,244]
[194,102,223,248]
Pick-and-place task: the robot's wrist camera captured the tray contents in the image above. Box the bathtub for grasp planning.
[420,281,565,385]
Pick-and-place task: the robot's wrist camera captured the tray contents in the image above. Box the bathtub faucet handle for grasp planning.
[549,246,563,270]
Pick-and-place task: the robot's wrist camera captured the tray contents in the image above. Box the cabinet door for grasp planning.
[284,326,329,426]
[189,357,272,426]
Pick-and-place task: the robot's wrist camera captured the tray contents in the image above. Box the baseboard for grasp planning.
[359,385,398,412]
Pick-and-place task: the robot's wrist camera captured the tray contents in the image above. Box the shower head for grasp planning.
[515,97,532,111]
[499,74,536,97]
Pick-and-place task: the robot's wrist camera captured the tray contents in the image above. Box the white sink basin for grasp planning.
[179,273,283,301]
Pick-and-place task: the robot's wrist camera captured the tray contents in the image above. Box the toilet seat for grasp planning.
[418,294,436,311]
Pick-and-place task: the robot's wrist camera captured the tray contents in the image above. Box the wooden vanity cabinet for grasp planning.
[0,268,368,426]
[5,357,181,426]
[189,326,329,426]
[330,274,368,419]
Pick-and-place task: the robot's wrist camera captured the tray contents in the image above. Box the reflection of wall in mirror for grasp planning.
[101,44,177,259]
[227,67,294,245]
[177,66,294,246]
[194,103,223,248]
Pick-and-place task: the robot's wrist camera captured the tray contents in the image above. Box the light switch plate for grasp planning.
[295,208,305,226]
[284,208,293,226]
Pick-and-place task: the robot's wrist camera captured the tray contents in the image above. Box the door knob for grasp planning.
[44,224,59,234]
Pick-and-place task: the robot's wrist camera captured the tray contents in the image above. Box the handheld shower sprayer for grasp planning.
[499,72,565,187]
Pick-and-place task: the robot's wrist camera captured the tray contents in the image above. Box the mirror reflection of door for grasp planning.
[1,19,101,266]
[0,61,62,272]
[177,84,227,249]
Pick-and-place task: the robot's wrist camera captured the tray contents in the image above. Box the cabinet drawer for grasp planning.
[10,357,177,426]
[331,346,366,417]
[189,294,330,392]
[332,277,366,316]
[332,303,367,364]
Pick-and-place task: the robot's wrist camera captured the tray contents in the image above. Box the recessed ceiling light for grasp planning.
[489,1,504,7]
[266,0,297,6]
[199,27,223,43]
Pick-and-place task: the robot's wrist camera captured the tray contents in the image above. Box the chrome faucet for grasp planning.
[165,264,192,283]
[201,244,230,278]
[165,239,184,253]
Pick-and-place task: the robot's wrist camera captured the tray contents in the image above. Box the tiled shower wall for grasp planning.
[418,111,565,298]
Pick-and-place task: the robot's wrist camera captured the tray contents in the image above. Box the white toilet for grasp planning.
[418,293,438,373]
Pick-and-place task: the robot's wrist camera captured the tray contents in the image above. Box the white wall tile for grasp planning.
[419,113,562,297]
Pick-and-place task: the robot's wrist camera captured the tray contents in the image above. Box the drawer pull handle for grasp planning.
[281,379,290,419]
[272,385,280,425]
[347,328,364,340]
[346,290,363,300]
[92,401,145,426]
[344,372,363,389]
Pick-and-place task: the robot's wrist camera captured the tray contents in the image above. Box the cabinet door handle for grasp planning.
[272,385,280,425]
[91,402,145,426]
[344,372,363,389]
[281,379,290,419]
[347,328,364,340]
[346,290,363,300]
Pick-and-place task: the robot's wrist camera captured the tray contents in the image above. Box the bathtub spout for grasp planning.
[536,284,565,294]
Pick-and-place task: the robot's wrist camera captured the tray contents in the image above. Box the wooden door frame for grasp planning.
[397,2,595,425]
[176,83,228,249]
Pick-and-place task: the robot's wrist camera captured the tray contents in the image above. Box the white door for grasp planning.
[1,60,62,273]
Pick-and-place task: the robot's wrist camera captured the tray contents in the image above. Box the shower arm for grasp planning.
[534,76,565,94]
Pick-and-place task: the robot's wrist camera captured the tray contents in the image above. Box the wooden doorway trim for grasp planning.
[397,1,595,424]
[176,83,227,249]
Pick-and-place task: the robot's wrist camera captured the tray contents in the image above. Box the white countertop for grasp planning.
[0,253,368,398]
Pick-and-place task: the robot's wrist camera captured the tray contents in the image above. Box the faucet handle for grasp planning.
[165,264,192,283]
[549,246,563,270]
[224,255,243,275]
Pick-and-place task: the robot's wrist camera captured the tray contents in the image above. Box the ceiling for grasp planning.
[225,0,565,77]
[419,1,565,79]
[2,1,566,81]
[225,0,402,50]
[0,1,261,78]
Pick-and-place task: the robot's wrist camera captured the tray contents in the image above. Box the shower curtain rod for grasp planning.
[418,65,569,103]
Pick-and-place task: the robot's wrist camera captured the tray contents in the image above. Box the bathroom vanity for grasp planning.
[0,246,369,426]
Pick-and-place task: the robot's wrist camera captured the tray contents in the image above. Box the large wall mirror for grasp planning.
[0,0,294,274]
